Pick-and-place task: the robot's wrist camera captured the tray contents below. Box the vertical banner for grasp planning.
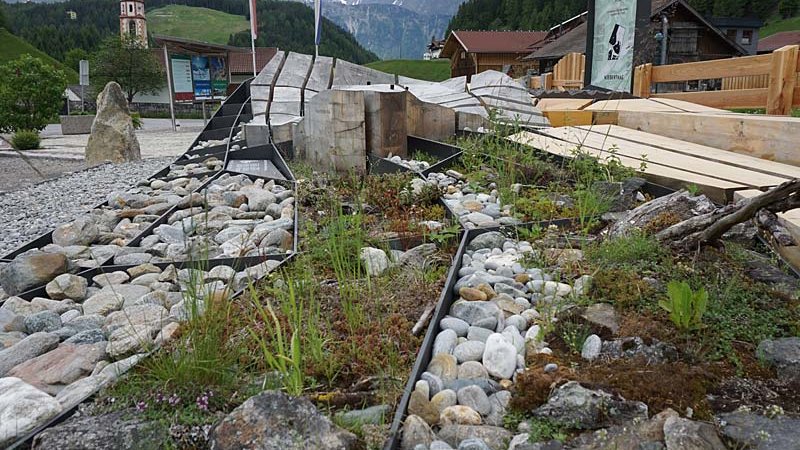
[585,0,650,92]
[249,0,258,39]
[171,55,194,101]
[191,56,212,99]
[314,0,322,47]
[209,56,228,99]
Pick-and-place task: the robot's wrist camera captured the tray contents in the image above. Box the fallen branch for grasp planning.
[412,304,435,336]
[656,179,800,249]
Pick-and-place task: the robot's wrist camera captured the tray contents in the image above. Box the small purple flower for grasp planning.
[155,392,165,403]
[196,394,209,411]
[168,394,181,406]
[135,401,147,412]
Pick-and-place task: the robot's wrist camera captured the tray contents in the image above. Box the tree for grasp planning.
[64,48,89,74]
[780,0,799,18]
[90,35,164,103]
[0,54,67,132]
[0,3,7,30]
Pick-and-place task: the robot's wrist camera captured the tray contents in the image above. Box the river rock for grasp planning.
[402,415,436,450]
[53,217,99,247]
[92,271,130,288]
[428,354,459,381]
[437,425,512,450]
[85,81,141,165]
[0,251,68,296]
[208,390,356,450]
[458,385,492,415]
[454,341,485,363]
[434,329,458,356]
[104,304,170,358]
[440,405,482,426]
[0,309,25,333]
[0,377,63,447]
[24,310,62,334]
[45,274,88,301]
[360,247,390,277]
[82,284,150,316]
[8,342,107,395]
[431,389,458,415]
[0,332,60,376]
[441,317,470,337]
[482,334,516,380]
[458,361,489,380]
[581,335,602,360]
[580,303,619,335]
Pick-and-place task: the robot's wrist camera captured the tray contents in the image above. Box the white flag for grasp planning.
[314,0,322,46]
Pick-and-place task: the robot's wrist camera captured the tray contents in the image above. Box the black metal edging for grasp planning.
[382,218,582,450]
[6,252,296,450]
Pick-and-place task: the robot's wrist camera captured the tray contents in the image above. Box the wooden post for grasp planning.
[543,72,553,90]
[633,63,652,98]
[766,45,799,115]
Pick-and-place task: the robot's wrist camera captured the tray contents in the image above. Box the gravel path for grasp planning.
[0,157,173,257]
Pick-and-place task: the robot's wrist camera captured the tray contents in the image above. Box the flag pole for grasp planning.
[249,0,257,76]
[314,0,321,58]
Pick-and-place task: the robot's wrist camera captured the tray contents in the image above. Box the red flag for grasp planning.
[249,0,257,40]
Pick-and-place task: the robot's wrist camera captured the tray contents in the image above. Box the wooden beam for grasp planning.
[651,88,768,110]
[540,126,786,189]
[650,54,773,83]
[585,98,684,112]
[536,98,593,111]
[617,110,800,166]
[541,110,618,127]
[767,45,799,115]
[579,124,800,180]
[633,63,652,98]
[508,131,744,203]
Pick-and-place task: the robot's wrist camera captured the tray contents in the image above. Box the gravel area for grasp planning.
[0,157,173,257]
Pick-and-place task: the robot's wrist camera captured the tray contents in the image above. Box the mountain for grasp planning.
[148,4,249,45]
[5,0,376,64]
[314,0,467,17]
[0,28,77,82]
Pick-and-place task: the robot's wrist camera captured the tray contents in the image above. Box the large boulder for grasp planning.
[85,82,141,165]
[208,390,356,450]
[532,381,648,430]
[31,409,167,450]
[0,251,68,296]
[757,337,800,381]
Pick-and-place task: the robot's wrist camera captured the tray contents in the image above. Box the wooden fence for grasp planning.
[530,53,585,90]
[633,45,800,115]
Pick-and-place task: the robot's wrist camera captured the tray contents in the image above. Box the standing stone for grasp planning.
[0,377,63,447]
[85,82,141,165]
[0,251,68,296]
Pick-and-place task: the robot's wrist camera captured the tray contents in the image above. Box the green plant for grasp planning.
[586,232,664,269]
[686,184,700,196]
[559,320,593,355]
[659,281,709,331]
[90,34,165,103]
[11,129,40,150]
[131,112,143,130]
[526,418,571,443]
[0,54,68,132]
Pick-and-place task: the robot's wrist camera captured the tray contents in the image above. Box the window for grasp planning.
[742,30,753,45]
[128,3,133,13]
[128,20,137,35]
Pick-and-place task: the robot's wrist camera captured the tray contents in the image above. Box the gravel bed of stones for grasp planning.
[120,173,295,263]
[426,171,521,230]
[161,156,224,179]
[189,130,244,153]
[0,157,174,258]
[0,258,282,447]
[402,231,591,450]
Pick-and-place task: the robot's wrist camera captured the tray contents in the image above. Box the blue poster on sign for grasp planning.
[191,56,211,99]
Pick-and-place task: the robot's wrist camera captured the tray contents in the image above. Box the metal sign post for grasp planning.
[79,60,89,112]
[584,0,651,92]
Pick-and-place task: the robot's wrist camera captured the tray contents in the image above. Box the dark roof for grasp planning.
[523,22,587,60]
[758,31,800,53]
[710,16,764,28]
[526,0,747,60]
[229,48,277,74]
[441,30,547,57]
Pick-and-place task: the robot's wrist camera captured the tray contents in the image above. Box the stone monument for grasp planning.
[85,82,141,165]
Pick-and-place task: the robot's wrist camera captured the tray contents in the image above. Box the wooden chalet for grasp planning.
[440,30,547,80]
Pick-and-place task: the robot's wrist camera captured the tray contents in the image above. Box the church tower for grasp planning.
[120,0,148,47]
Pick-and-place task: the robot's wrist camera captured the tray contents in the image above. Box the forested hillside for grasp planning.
[447,0,785,33]
[6,0,376,64]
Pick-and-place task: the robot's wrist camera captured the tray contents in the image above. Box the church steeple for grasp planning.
[119,0,148,47]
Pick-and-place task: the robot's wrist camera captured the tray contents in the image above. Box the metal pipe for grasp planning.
[661,15,669,66]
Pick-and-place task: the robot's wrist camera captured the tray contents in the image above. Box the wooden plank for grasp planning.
[578,124,800,180]
[767,45,799,115]
[647,98,723,113]
[585,98,684,112]
[507,131,744,203]
[536,98,593,111]
[633,63,652,98]
[651,88,768,110]
[541,111,619,127]
[617,110,800,166]
[650,54,772,83]
[540,127,786,189]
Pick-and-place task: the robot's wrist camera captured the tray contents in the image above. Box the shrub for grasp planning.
[0,55,67,132]
[659,281,708,331]
[11,130,40,150]
[131,112,143,130]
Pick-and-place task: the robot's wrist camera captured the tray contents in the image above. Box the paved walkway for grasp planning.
[0,118,205,160]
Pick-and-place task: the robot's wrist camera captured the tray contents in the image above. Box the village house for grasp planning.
[524,0,748,73]
[440,30,547,80]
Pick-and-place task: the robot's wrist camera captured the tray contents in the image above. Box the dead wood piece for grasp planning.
[412,304,435,336]
[606,190,716,237]
[308,391,374,408]
[656,179,800,249]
